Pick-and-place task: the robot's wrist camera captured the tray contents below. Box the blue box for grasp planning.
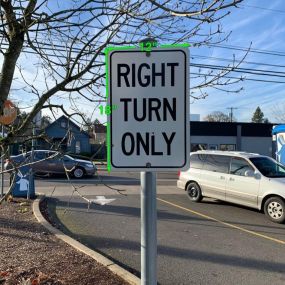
[12,165,35,198]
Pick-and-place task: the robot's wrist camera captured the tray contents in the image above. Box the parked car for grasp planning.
[177,150,285,223]
[5,150,96,178]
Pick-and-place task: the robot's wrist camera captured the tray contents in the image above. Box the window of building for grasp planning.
[230,157,254,176]
[220,144,236,151]
[61,121,67,128]
[191,143,207,152]
[209,144,218,150]
[203,155,230,173]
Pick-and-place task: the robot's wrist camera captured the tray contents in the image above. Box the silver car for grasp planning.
[177,150,285,223]
[5,150,96,178]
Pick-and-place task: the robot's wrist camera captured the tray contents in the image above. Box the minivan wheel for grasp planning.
[264,197,285,224]
[186,182,202,202]
[73,167,85,179]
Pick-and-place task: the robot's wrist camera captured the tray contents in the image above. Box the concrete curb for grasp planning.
[33,195,140,285]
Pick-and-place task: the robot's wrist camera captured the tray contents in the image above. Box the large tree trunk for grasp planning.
[0,35,24,113]
[0,0,36,114]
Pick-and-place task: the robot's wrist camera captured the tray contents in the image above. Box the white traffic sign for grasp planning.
[107,47,189,171]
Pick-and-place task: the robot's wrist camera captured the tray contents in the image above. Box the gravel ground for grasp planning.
[0,198,129,285]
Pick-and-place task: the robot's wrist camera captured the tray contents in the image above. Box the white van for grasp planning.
[177,150,285,223]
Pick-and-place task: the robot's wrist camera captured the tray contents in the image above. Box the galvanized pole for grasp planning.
[27,124,35,200]
[141,171,157,285]
[0,125,4,197]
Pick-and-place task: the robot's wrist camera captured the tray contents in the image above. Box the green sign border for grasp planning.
[104,43,190,172]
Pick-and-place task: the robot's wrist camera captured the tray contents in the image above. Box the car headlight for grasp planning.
[84,163,94,168]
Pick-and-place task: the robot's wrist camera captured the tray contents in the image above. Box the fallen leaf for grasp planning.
[31,279,39,285]
[0,272,9,277]
[6,195,13,202]
[17,207,29,213]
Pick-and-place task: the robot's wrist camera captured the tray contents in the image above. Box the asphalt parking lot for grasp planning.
[45,178,285,285]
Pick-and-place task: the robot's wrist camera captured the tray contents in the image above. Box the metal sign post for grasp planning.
[141,171,157,285]
[105,41,189,285]
[28,119,36,200]
[0,100,18,197]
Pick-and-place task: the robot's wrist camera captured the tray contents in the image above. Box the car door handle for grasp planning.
[229,177,235,181]
[220,176,225,180]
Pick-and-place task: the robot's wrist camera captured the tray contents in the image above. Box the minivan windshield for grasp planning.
[249,157,285,178]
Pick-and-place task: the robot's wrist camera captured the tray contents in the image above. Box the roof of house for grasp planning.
[45,115,90,137]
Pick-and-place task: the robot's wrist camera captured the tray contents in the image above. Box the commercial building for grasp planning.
[190,121,274,157]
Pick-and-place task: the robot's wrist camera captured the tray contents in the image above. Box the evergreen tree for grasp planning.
[251,107,265,123]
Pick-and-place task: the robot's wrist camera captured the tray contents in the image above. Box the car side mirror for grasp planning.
[245,170,255,177]
[254,172,262,180]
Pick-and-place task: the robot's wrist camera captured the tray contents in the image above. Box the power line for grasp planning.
[191,41,285,57]
[1,32,285,58]
[191,63,285,78]
[190,72,285,84]
[5,40,283,82]
[1,37,285,83]
[240,4,285,14]
[22,41,285,76]
[1,32,285,61]
[191,54,285,69]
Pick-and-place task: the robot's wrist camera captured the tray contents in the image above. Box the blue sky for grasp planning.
[2,0,285,125]
[190,0,285,123]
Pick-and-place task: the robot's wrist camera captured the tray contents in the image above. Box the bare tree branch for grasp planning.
[0,0,245,151]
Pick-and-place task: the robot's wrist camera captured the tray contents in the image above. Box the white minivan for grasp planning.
[177,150,285,223]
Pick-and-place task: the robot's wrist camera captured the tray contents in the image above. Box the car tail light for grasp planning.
[178,170,181,178]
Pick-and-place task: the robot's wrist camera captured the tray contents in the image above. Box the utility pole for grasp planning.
[227,107,238,122]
